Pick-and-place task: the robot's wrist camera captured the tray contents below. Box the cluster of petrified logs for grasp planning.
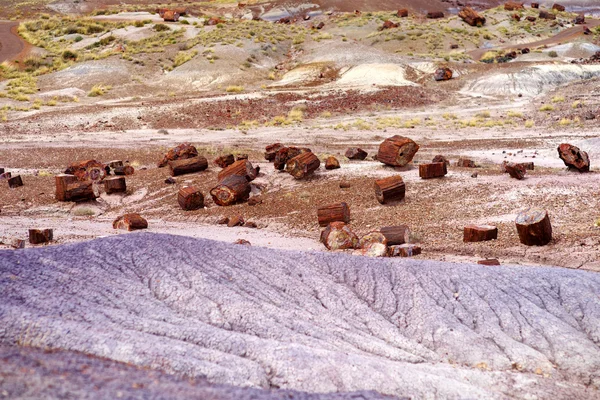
[56,159,133,202]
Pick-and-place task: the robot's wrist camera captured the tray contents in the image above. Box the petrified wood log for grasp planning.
[504,1,524,11]
[7,175,23,188]
[459,7,486,26]
[113,214,148,231]
[432,155,450,165]
[158,143,198,167]
[552,3,565,12]
[210,175,251,206]
[380,225,410,245]
[28,229,53,244]
[456,158,476,168]
[557,143,589,172]
[168,156,209,177]
[434,67,453,81]
[345,147,368,160]
[325,156,340,170]
[358,231,387,249]
[320,222,358,250]
[463,225,498,242]
[388,244,421,257]
[539,10,556,20]
[478,259,501,265]
[397,9,408,17]
[374,176,405,204]
[503,162,526,180]
[419,162,447,179]
[178,186,204,211]
[65,160,106,182]
[515,208,552,246]
[104,176,126,194]
[114,165,135,176]
[274,147,311,170]
[381,20,399,30]
[265,143,284,161]
[11,238,25,249]
[214,154,235,168]
[354,242,388,257]
[377,136,419,167]
[318,202,350,227]
[426,11,444,19]
[531,2,539,8]
[574,14,585,24]
[55,174,97,202]
[218,160,259,182]
[286,152,320,179]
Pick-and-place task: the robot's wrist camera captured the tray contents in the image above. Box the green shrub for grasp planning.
[153,23,170,32]
[74,35,83,42]
[548,51,558,58]
[62,50,78,60]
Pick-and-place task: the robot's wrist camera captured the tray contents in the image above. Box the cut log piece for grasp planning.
[286,152,320,179]
[426,11,444,19]
[320,222,358,250]
[11,239,25,249]
[358,231,387,249]
[432,155,450,165]
[503,162,526,180]
[380,225,410,245]
[374,176,405,204]
[388,244,421,257]
[158,143,198,167]
[419,162,447,179]
[265,143,284,161]
[459,7,486,26]
[168,156,209,177]
[113,213,148,231]
[574,13,585,24]
[377,136,419,167]
[55,174,97,202]
[463,225,498,242]
[28,229,53,244]
[214,154,235,168]
[114,165,135,176]
[218,160,259,182]
[552,3,565,12]
[274,147,311,170]
[397,9,408,17]
[478,259,501,266]
[104,176,126,194]
[8,175,23,188]
[434,68,453,81]
[515,208,552,246]
[531,2,539,8]
[317,202,350,227]
[325,156,340,170]
[539,10,556,19]
[178,186,204,211]
[381,20,399,30]
[504,1,524,11]
[65,160,106,182]
[456,158,476,168]
[210,175,251,206]
[345,147,368,160]
[354,242,387,257]
[557,143,590,172]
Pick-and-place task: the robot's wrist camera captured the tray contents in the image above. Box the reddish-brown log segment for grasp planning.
[459,7,486,26]
[113,214,148,231]
[65,160,106,182]
[504,1,524,10]
[358,231,387,249]
[286,152,320,179]
[210,175,251,206]
[320,222,358,250]
[214,154,235,168]
[178,186,204,211]
[503,162,526,180]
[325,156,340,170]
[158,143,198,167]
[377,136,419,167]
[388,244,421,257]
[218,160,259,182]
[114,165,135,176]
[104,176,127,194]
[463,225,498,242]
[55,174,97,202]
[397,9,408,17]
[28,229,53,244]
[374,176,405,204]
[552,3,565,12]
[539,10,556,19]
[274,147,311,170]
[419,162,447,179]
[456,158,476,168]
[317,202,350,227]
[7,175,23,188]
[168,156,208,177]
[434,68,453,81]
[345,147,368,160]
[478,259,501,265]
[426,11,444,18]
[380,225,411,245]
[515,208,552,246]
[265,143,284,161]
[557,143,590,172]
[354,242,388,257]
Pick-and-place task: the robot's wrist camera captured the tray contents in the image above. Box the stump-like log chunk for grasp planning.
[317,202,350,227]
[380,225,411,245]
[325,156,340,170]
[515,208,552,246]
[504,1,524,11]
[214,154,235,168]
[320,222,358,250]
[158,143,198,167]
[464,225,498,242]
[168,156,208,177]
[8,175,23,188]
[456,158,476,168]
[426,11,444,19]
[503,162,526,180]
[55,174,97,202]
[434,68,453,81]
[345,147,368,160]
[531,2,539,8]
[274,147,311,170]
[113,213,148,231]
[354,243,388,257]
[265,143,284,161]
[178,186,204,211]
[552,3,565,12]
[557,143,590,172]
[210,175,251,206]
[218,160,259,182]
[28,229,53,244]
[419,162,447,179]
[478,259,501,265]
[104,176,126,194]
[65,160,106,182]
[358,231,387,249]
[377,136,419,167]
[459,7,486,26]
[397,9,408,17]
[374,176,405,204]
[539,10,556,19]
[388,244,421,257]
[114,165,135,176]
[286,152,320,179]
[573,13,585,24]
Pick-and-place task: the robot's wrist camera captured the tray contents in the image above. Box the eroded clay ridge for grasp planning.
[1,233,599,399]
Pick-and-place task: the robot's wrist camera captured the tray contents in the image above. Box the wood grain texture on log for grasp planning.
[464,225,498,242]
[515,208,552,246]
[325,156,340,170]
[158,143,198,167]
[503,162,526,180]
[104,176,126,194]
[388,244,421,257]
[55,174,97,202]
[380,225,410,245]
[178,186,204,211]
[168,156,209,177]
[320,222,358,250]
[218,160,259,182]
[358,231,387,249]
[7,175,23,188]
[419,162,447,179]
[210,175,251,206]
[286,152,320,179]
[274,147,311,170]
[265,143,284,161]
[377,136,419,167]
[345,147,368,160]
[114,166,135,176]
[28,229,53,244]
[113,214,148,231]
[459,7,486,26]
[374,176,405,204]
[214,154,235,168]
[557,143,590,172]
[65,160,106,182]
[318,202,350,227]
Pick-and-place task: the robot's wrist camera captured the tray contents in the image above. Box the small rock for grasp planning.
[325,156,340,170]
[217,217,229,225]
[248,196,263,206]
[471,172,478,178]
[244,221,257,228]
[164,177,176,184]
[234,239,251,246]
[228,215,244,227]
[339,181,351,189]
